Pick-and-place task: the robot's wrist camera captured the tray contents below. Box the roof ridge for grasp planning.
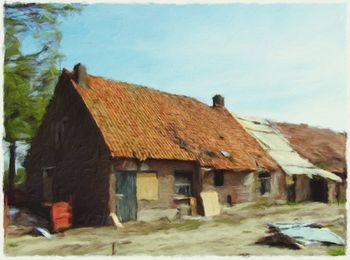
[69,70,213,108]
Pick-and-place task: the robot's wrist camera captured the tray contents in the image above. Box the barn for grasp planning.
[25,64,283,225]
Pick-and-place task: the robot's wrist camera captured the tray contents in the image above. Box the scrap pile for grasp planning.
[6,206,51,237]
[256,222,345,249]
[5,201,73,238]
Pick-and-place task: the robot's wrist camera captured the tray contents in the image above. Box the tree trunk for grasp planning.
[8,141,16,192]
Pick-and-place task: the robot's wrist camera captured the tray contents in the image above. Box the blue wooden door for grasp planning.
[116,171,137,222]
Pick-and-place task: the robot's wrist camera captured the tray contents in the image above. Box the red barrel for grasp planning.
[51,202,72,232]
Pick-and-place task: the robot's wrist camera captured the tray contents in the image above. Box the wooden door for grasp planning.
[116,171,137,222]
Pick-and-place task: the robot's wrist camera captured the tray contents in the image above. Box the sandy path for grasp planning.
[4,202,346,256]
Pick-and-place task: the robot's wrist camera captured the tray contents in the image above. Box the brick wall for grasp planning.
[25,74,111,225]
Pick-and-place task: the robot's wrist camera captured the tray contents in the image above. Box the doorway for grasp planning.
[310,177,328,203]
[115,171,137,222]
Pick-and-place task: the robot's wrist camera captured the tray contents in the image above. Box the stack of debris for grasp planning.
[8,207,49,228]
[256,222,345,249]
[6,207,51,237]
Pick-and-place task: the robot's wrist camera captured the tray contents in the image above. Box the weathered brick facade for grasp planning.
[25,65,284,225]
[25,73,111,225]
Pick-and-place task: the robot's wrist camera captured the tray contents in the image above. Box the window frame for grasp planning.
[259,172,271,195]
[174,171,193,197]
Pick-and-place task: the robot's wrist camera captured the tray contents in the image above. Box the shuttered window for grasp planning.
[136,172,159,200]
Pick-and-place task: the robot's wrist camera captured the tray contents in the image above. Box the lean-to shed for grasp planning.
[233,114,341,203]
[274,122,347,202]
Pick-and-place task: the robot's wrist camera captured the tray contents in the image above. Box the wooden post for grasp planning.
[8,142,17,193]
[4,195,8,238]
[112,242,116,255]
[190,197,198,216]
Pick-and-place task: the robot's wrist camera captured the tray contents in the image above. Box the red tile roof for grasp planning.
[64,70,277,171]
[274,122,347,174]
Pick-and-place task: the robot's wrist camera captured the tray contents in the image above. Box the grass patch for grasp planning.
[287,201,303,207]
[327,246,345,256]
[338,198,347,204]
[7,242,18,248]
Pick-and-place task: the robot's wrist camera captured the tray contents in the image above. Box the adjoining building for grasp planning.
[274,122,347,202]
[25,64,283,225]
[234,114,342,203]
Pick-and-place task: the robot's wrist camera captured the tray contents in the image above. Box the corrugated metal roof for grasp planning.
[234,113,341,182]
[63,70,278,171]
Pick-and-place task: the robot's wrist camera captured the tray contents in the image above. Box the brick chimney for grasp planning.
[73,63,88,88]
[212,94,224,107]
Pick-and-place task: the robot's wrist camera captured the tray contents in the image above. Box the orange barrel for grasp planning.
[51,202,72,232]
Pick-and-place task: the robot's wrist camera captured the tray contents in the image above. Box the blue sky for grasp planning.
[5,3,348,169]
[56,3,347,131]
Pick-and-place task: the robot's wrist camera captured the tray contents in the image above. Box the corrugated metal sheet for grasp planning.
[234,113,341,182]
[253,132,294,152]
[268,223,345,245]
[63,70,278,171]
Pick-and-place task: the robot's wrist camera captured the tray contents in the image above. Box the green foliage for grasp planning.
[327,246,345,256]
[4,3,81,143]
[3,3,81,191]
[3,168,27,192]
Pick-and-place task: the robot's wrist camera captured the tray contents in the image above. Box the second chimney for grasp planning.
[73,63,88,88]
[212,94,224,107]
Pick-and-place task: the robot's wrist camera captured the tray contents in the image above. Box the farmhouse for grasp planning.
[234,114,342,203]
[274,122,347,202]
[25,64,284,225]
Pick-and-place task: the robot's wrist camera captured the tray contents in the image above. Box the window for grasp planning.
[55,117,68,148]
[174,172,192,197]
[214,171,224,186]
[259,172,271,195]
[136,172,158,200]
[42,167,55,202]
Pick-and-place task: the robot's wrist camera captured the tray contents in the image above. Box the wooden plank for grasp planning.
[190,197,198,216]
[200,191,221,217]
[136,172,158,200]
[110,212,124,228]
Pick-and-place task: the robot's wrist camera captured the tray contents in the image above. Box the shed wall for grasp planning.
[295,175,311,202]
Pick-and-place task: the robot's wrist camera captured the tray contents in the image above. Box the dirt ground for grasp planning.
[4,201,347,256]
